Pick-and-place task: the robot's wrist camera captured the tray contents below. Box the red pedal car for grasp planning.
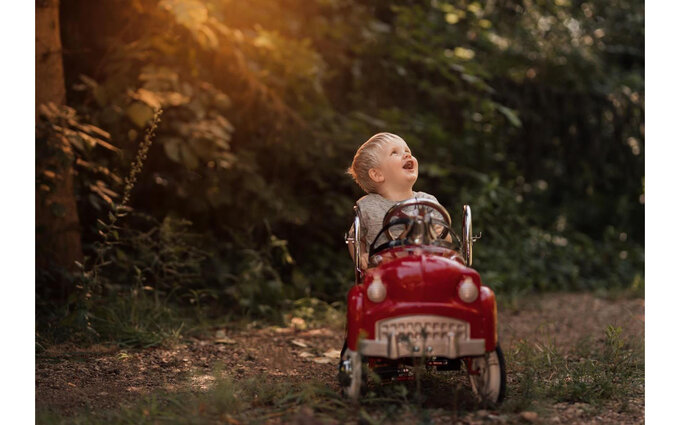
[339,198,506,403]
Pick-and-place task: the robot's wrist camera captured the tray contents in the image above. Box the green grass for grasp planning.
[37,322,644,424]
[38,292,349,351]
[502,324,644,413]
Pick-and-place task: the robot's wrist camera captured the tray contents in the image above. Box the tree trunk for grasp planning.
[36,0,83,276]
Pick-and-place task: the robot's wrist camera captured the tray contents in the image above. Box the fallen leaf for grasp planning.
[302,328,333,337]
[291,339,308,348]
[312,357,333,364]
[323,349,341,359]
[215,338,236,345]
[519,411,539,423]
[298,352,314,358]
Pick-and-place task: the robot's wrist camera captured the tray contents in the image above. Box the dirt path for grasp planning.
[36,293,644,424]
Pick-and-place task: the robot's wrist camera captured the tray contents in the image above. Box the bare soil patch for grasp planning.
[36,292,644,424]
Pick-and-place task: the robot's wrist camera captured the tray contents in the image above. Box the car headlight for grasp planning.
[458,277,478,303]
[367,275,387,303]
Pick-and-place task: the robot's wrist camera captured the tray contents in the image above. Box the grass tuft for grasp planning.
[505,324,644,410]
[37,323,643,424]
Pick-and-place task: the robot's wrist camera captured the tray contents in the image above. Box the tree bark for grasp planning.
[36,0,83,275]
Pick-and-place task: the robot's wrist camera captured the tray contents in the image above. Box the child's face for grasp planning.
[374,138,418,188]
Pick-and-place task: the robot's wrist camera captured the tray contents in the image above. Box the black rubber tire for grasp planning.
[495,345,507,404]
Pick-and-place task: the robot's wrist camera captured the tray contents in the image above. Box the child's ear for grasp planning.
[368,167,384,183]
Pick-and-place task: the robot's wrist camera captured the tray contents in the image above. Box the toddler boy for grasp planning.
[346,132,448,270]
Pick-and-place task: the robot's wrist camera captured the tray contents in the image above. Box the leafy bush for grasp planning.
[37,0,644,344]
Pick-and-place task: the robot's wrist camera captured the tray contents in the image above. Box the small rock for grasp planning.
[519,411,539,422]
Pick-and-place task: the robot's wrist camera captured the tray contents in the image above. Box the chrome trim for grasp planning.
[366,279,386,303]
[458,277,479,303]
[346,205,363,284]
[354,205,361,283]
[359,315,486,359]
[340,349,362,400]
[377,315,469,340]
[462,205,472,266]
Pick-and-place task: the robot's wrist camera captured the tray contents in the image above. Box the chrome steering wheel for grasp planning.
[382,198,452,241]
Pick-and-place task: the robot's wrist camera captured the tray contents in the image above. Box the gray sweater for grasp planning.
[348,191,443,250]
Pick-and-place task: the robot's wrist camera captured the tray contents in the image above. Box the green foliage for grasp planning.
[284,297,345,330]
[220,228,293,319]
[36,103,121,218]
[546,325,644,404]
[89,285,185,348]
[37,0,644,342]
[507,325,644,408]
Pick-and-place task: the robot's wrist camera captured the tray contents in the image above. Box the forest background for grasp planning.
[35,0,644,347]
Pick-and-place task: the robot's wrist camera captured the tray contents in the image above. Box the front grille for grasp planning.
[376,315,469,342]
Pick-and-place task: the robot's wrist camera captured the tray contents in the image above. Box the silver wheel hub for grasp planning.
[340,349,362,400]
[468,350,502,403]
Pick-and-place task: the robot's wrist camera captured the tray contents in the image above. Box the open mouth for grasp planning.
[403,160,415,170]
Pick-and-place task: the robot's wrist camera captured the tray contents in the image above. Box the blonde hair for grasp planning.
[347,132,404,193]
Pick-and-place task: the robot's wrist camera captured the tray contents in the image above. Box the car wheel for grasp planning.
[467,345,506,404]
[338,345,363,400]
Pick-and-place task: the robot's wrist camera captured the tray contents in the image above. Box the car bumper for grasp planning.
[358,314,486,360]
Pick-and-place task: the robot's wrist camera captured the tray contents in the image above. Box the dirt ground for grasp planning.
[35,293,644,424]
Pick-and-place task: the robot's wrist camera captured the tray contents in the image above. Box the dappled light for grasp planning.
[36,0,643,423]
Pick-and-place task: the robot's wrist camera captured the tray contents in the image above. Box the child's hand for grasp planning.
[433,224,453,243]
[360,252,369,270]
